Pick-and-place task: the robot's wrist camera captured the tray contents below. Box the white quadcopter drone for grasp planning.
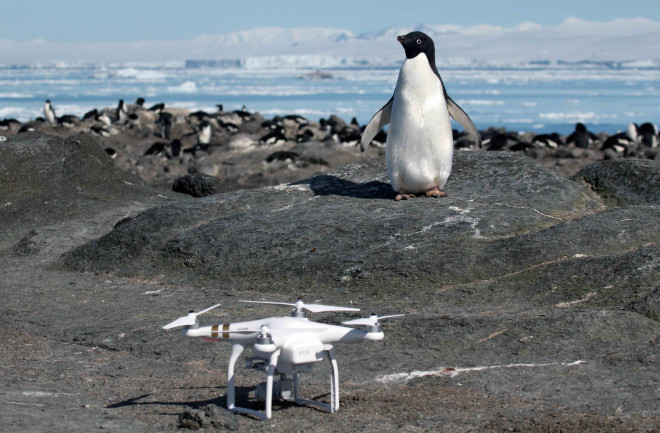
[163,299,402,420]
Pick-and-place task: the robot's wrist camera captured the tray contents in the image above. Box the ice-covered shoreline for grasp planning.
[1,62,659,134]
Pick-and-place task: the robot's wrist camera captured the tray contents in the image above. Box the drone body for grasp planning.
[163,300,402,420]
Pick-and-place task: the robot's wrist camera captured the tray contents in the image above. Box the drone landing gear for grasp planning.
[293,347,340,414]
[225,343,339,420]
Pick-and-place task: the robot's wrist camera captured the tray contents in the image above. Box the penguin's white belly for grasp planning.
[386,55,453,194]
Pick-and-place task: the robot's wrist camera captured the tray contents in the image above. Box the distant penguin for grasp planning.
[82,108,99,121]
[361,31,480,200]
[149,102,165,113]
[157,112,173,139]
[43,100,57,125]
[602,123,638,153]
[566,123,598,148]
[216,104,224,112]
[170,139,183,158]
[638,122,658,148]
[265,150,299,163]
[135,97,145,107]
[198,121,212,145]
[144,141,169,156]
[91,125,112,137]
[57,114,80,127]
[97,112,112,126]
[483,131,519,151]
[259,125,287,145]
[0,118,21,132]
[105,147,117,159]
[532,132,563,149]
[116,99,128,123]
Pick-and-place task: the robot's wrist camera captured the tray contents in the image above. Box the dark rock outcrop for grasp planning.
[572,159,660,206]
[61,152,658,296]
[172,173,225,197]
[0,132,180,251]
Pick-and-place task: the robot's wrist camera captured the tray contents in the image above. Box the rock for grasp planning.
[625,285,660,322]
[0,132,178,251]
[63,152,632,291]
[172,173,224,197]
[178,405,238,431]
[572,159,660,206]
[226,133,256,150]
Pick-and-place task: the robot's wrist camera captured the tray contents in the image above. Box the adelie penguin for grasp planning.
[43,100,57,125]
[361,31,481,200]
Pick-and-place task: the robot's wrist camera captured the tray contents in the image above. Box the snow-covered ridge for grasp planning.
[1,18,659,66]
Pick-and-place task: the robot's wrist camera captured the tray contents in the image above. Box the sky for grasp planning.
[1,0,659,42]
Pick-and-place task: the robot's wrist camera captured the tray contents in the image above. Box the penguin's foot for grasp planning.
[425,188,447,198]
[395,192,417,201]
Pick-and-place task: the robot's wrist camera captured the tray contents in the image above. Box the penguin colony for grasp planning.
[1,32,657,196]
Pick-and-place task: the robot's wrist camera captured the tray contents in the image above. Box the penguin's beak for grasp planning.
[397,35,406,44]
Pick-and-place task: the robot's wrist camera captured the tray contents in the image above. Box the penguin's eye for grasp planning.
[416,39,422,45]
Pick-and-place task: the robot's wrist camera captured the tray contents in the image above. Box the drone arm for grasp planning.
[183,326,214,338]
[335,327,384,344]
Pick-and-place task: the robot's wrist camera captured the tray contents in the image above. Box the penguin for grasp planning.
[82,108,99,121]
[97,112,112,126]
[360,31,480,200]
[265,150,299,163]
[105,147,117,159]
[638,122,658,148]
[149,102,165,113]
[532,132,563,149]
[57,114,80,127]
[197,121,212,145]
[156,112,173,139]
[90,125,112,137]
[0,118,21,132]
[566,123,598,149]
[144,141,168,156]
[602,123,638,154]
[259,125,287,145]
[116,99,128,123]
[43,100,57,125]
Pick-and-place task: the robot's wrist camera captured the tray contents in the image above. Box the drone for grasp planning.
[163,299,402,420]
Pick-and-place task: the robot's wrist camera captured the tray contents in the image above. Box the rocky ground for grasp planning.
[1,131,658,432]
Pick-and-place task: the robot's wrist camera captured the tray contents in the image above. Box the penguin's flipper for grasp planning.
[446,96,481,148]
[360,96,393,152]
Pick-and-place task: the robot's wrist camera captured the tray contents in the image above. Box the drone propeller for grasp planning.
[162,303,222,329]
[240,299,359,313]
[342,314,405,326]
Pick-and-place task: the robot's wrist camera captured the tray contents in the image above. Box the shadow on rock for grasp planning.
[300,175,396,200]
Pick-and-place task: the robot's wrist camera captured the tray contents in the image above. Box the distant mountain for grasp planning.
[1,18,659,67]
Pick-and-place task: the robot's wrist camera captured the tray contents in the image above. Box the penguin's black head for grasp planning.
[397,31,435,60]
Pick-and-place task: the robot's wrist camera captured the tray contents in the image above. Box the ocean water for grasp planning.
[1,64,658,134]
